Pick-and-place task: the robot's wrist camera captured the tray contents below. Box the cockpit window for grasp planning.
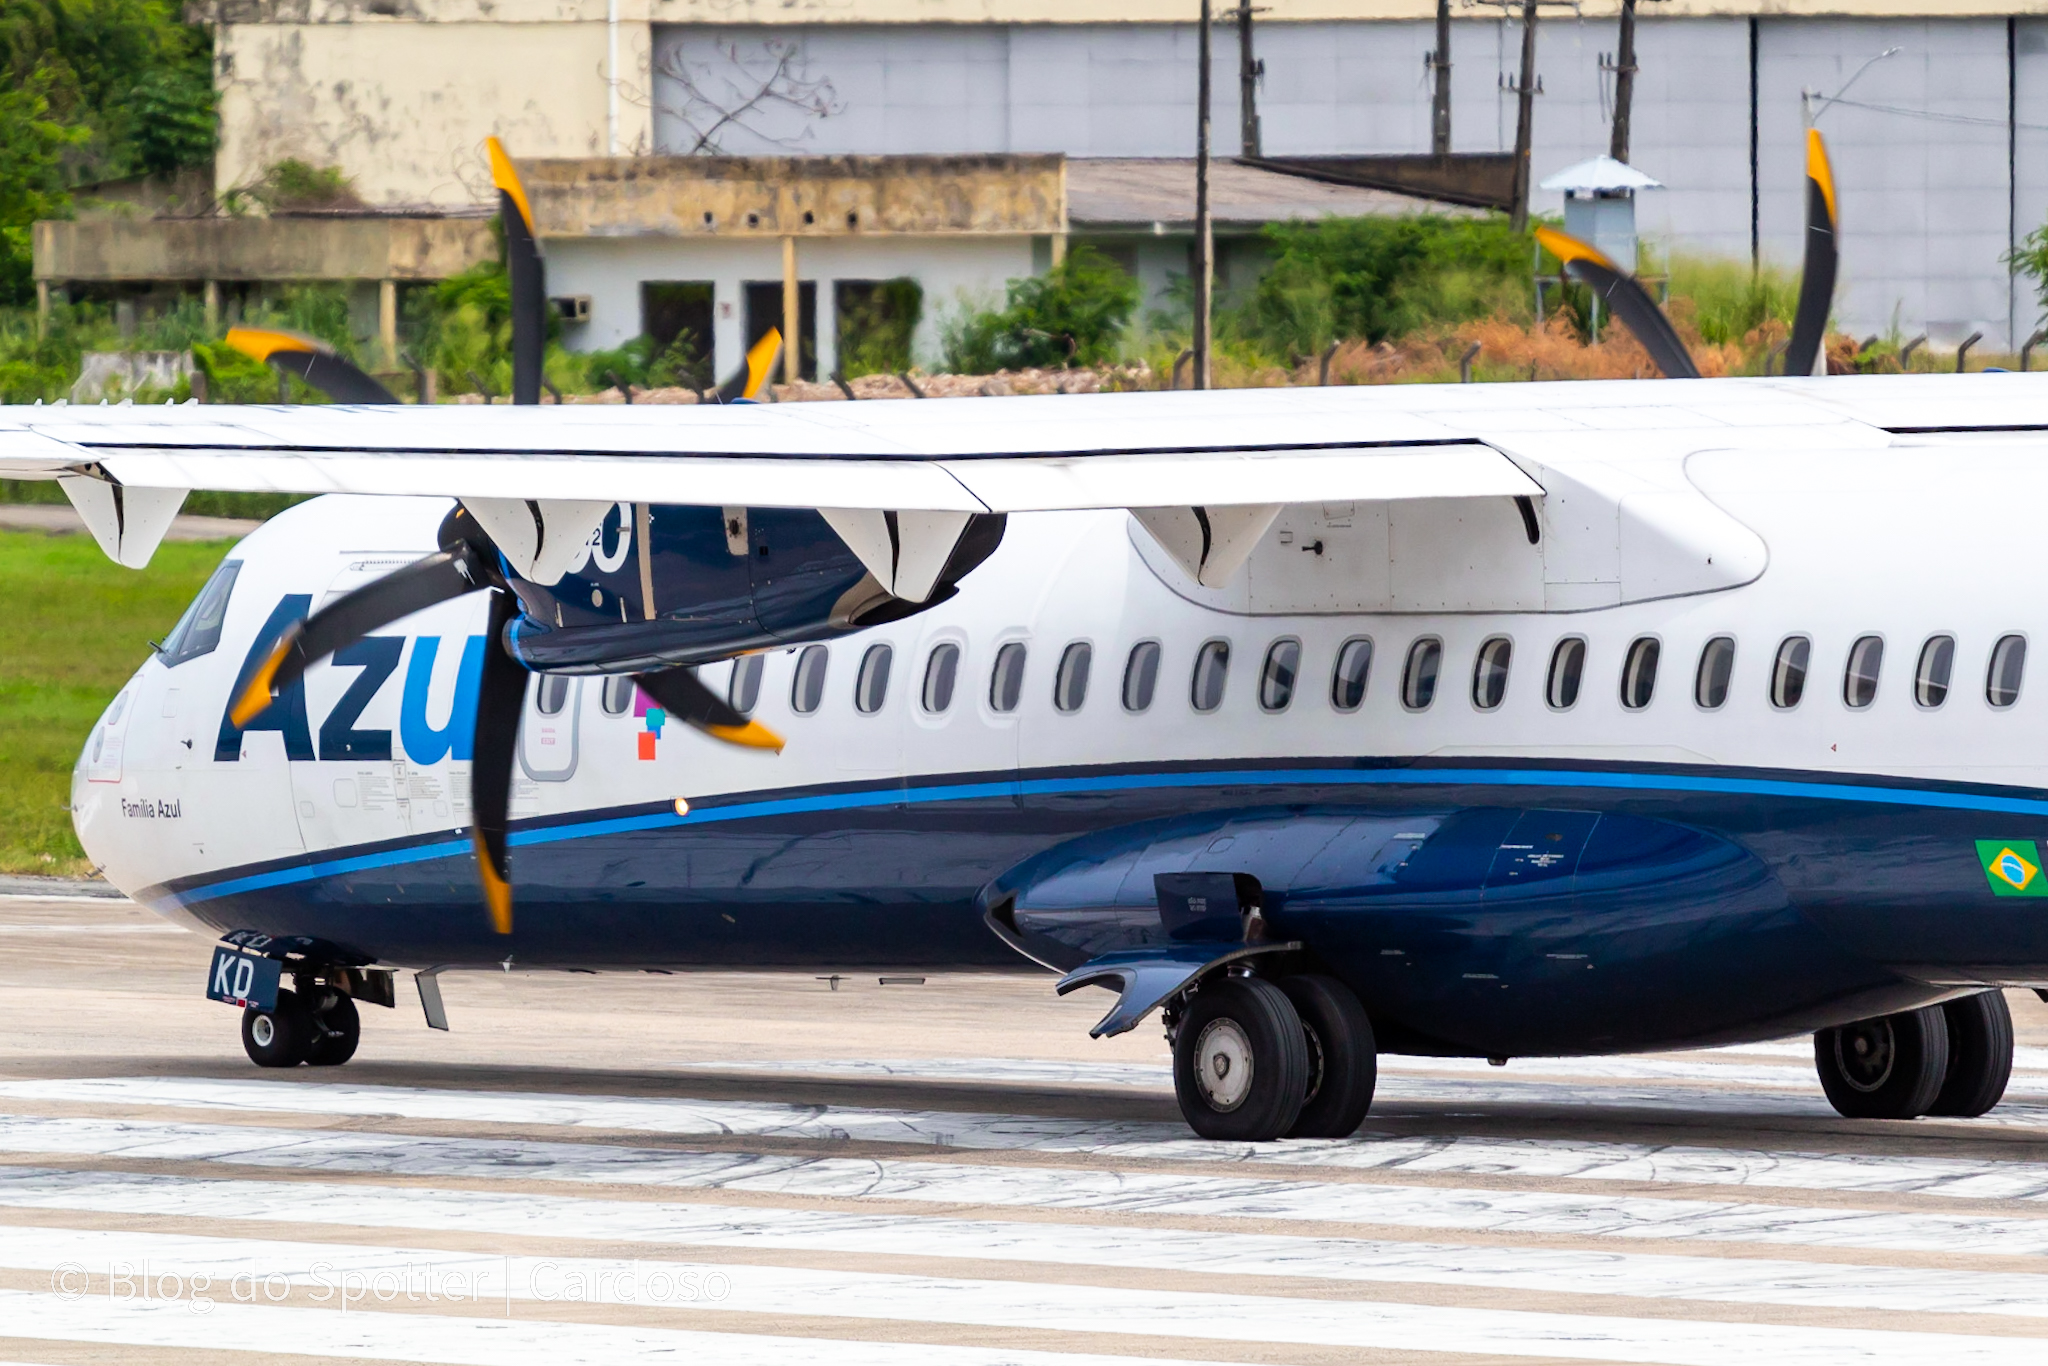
[158,560,241,668]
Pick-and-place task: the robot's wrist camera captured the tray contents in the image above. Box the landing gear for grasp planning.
[1815,1004,1950,1119]
[1930,990,2013,1118]
[1278,974,1377,1138]
[1173,976,1309,1141]
[304,991,362,1067]
[242,989,313,1068]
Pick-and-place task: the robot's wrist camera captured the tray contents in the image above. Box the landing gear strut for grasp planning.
[1168,970,1378,1141]
[1814,990,2013,1119]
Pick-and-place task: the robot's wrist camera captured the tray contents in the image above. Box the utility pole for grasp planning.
[1506,0,1542,231]
[1607,0,1638,163]
[1430,0,1452,157]
[1236,1,1265,157]
[1194,0,1214,390]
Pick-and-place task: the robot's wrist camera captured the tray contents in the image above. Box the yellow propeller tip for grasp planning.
[1534,225,1617,272]
[227,639,292,728]
[708,720,785,753]
[485,136,538,237]
[478,858,514,935]
[224,327,322,364]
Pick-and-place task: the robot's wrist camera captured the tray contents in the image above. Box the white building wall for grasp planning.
[649,17,2042,347]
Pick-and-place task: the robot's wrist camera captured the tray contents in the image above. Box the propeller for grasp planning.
[485,136,546,406]
[1534,225,1702,380]
[632,665,783,752]
[224,328,401,405]
[1783,128,1839,378]
[717,328,783,404]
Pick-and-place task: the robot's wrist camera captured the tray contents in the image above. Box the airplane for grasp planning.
[4,130,2039,1144]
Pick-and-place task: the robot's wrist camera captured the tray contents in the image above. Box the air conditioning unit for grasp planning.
[550,295,592,324]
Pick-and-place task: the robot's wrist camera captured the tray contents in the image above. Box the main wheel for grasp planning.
[241,989,312,1068]
[1278,974,1376,1138]
[1815,1005,1949,1119]
[1928,990,2013,1118]
[304,993,361,1067]
[1173,976,1309,1142]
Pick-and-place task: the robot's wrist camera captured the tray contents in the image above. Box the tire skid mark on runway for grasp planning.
[8,1076,2048,1203]
[2,1114,2048,1257]
[1,1230,2046,1365]
[6,1168,2048,1321]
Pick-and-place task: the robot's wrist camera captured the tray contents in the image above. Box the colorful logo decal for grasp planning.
[1976,840,2048,896]
[633,686,665,761]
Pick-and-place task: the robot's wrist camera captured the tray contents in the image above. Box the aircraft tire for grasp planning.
[1173,976,1309,1142]
[241,990,313,1068]
[1815,1005,1950,1119]
[1928,990,2014,1118]
[304,993,361,1067]
[1278,974,1377,1139]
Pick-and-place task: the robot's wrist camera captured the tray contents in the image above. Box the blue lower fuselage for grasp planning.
[139,757,2048,1059]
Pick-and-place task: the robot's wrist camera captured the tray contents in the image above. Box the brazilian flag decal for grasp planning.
[1977,840,2048,896]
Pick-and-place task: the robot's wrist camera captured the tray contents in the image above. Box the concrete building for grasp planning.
[66,0,2048,355]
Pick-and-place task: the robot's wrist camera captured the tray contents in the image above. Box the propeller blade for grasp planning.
[1784,128,1839,378]
[229,545,490,729]
[1534,226,1702,380]
[486,136,546,406]
[716,328,783,404]
[469,588,529,934]
[225,327,400,405]
[633,665,784,752]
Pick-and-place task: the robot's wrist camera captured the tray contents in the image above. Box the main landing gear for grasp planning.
[1167,970,1377,1141]
[1814,990,2013,1120]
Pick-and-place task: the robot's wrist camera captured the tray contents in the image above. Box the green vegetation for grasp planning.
[222,159,359,216]
[0,527,231,873]
[1665,251,1799,347]
[837,278,923,377]
[943,246,1141,373]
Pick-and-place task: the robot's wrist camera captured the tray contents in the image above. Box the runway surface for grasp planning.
[3,891,2048,1364]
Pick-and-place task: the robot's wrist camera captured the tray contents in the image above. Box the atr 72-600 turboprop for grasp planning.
[5,133,2043,1142]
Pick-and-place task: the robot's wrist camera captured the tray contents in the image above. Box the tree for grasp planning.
[0,69,85,303]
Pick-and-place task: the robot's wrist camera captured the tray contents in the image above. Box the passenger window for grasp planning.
[1914,635,1954,709]
[1620,637,1659,710]
[1546,637,1585,710]
[1259,639,1300,713]
[1055,642,1092,713]
[1401,637,1442,711]
[159,560,241,668]
[1123,641,1161,712]
[729,654,764,714]
[990,642,1027,712]
[1770,636,1810,709]
[1191,639,1231,713]
[1472,636,1511,711]
[1330,637,1372,712]
[855,643,892,714]
[535,674,571,716]
[1695,636,1734,710]
[922,642,960,713]
[600,674,635,716]
[1989,634,2027,708]
[791,645,828,714]
[1843,635,1883,709]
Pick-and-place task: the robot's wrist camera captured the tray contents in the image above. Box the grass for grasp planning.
[0,528,233,874]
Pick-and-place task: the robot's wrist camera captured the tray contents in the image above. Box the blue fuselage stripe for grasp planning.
[163,764,2048,909]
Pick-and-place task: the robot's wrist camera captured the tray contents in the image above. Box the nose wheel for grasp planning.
[241,988,362,1069]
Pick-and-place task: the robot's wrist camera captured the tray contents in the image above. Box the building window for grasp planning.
[1620,637,1659,710]
[1989,634,2027,708]
[1843,635,1883,709]
[1401,637,1442,711]
[536,675,571,716]
[922,643,960,713]
[1546,637,1586,710]
[1330,637,1372,712]
[1123,641,1161,713]
[855,644,893,714]
[990,642,1027,713]
[601,675,635,716]
[1914,635,1954,709]
[1695,636,1735,710]
[1770,636,1810,709]
[1192,640,1231,713]
[1055,642,1092,713]
[1472,636,1512,711]
[728,655,763,714]
[791,645,828,715]
[1259,639,1301,713]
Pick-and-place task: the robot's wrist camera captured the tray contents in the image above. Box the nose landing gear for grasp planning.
[240,987,362,1068]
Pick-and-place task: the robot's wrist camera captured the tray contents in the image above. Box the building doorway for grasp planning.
[743,281,816,381]
[640,282,714,382]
